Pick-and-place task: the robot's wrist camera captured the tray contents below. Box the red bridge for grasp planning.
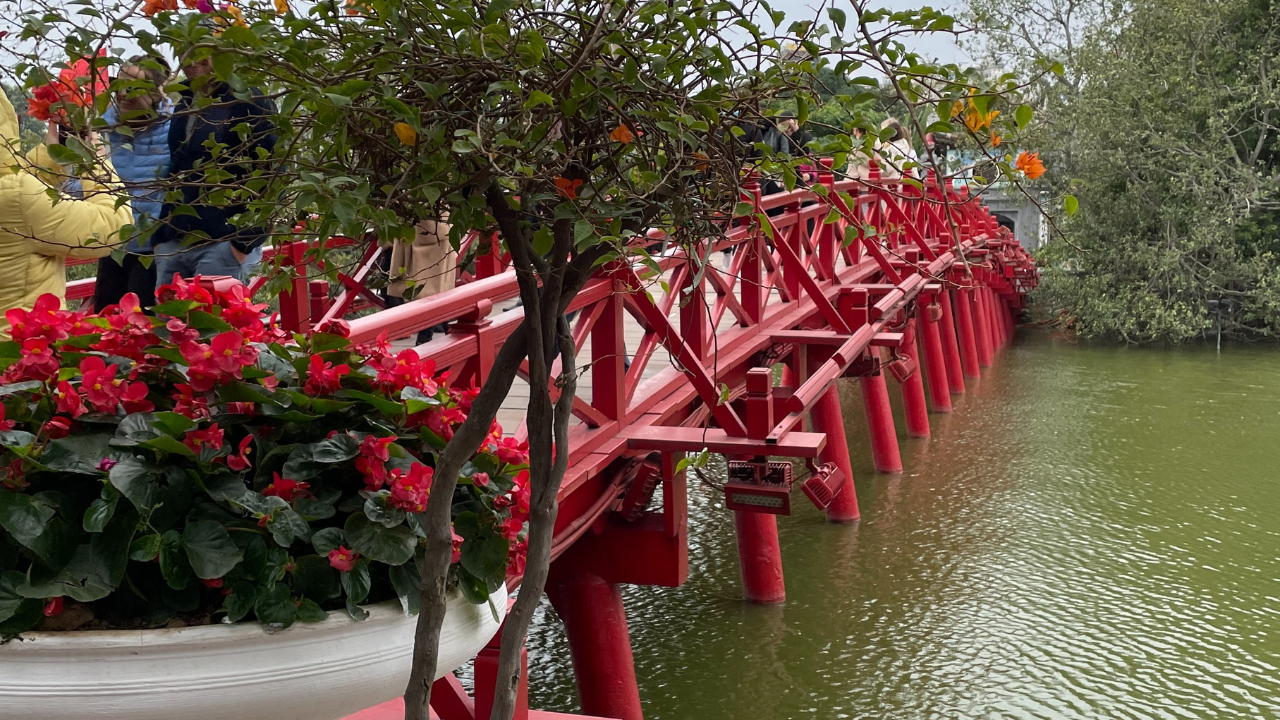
[71,163,1036,720]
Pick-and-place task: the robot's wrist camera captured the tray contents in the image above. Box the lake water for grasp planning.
[525,331,1280,719]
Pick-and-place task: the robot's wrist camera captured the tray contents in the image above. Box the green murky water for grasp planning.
[525,331,1280,719]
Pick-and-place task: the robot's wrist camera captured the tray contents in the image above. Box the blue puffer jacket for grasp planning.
[102,101,172,253]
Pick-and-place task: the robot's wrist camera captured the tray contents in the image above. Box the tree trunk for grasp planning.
[403,320,531,720]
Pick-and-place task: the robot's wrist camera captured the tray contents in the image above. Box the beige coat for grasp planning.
[386,219,458,300]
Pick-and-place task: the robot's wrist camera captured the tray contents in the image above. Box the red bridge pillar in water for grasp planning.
[896,319,931,438]
[953,285,981,380]
[970,283,994,368]
[917,288,953,413]
[860,348,903,473]
[807,360,859,523]
[547,571,645,720]
[937,288,967,395]
[732,367,787,603]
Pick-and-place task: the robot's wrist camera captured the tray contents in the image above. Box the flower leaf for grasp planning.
[182,520,244,579]
[344,513,415,566]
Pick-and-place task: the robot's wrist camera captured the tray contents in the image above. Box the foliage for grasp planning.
[971,0,1280,341]
[0,280,525,636]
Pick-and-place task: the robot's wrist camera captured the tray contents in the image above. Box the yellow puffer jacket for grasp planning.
[0,92,132,336]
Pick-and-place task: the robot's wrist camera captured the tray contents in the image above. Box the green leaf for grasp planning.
[0,571,42,633]
[308,332,351,354]
[1015,104,1033,129]
[389,560,421,616]
[296,598,328,623]
[39,433,113,474]
[292,553,340,603]
[574,220,594,244]
[0,380,42,396]
[267,509,311,548]
[187,310,233,333]
[182,520,243,579]
[222,582,257,623]
[159,530,192,590]
[344,513,416,566]
[340,560,371,603]
[524,90,554,109]
[294,498,336,522]
[828,6,846,31]
[0,490,56,545]
[113,413,163,446]
[341,390,404,417]
[400,386,440,415]
[733,201,754,217]
[0,430,35,453]
[129,533,162,562]
[311,526,346,555]
[254,582,297,627]
[216,381,281,407]
[108,457,160,512]
[1064,194,1079,216]
[82,496,117,533]
[140,434,197,458]
[152,299,202,317]
[152,412,196,436]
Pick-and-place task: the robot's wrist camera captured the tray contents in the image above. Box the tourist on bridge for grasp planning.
[876,117,917,180]
[0,92,131,337]
[91,56,173,311]
[381,218,459,345]
[153,45,277,286]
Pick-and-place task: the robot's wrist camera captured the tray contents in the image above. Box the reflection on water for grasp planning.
[526,332,1280,719]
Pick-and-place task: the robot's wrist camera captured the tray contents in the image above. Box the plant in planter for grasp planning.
[0,277,526,636]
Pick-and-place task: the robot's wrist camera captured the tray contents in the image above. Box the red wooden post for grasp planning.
[970,282,993,368]
[937,288,966,394]
[809,378,859,523]
[895,319,931,438]
[547,571,644,720]
[680,262,710,361]
[731,367,786,602]
[278,241,311,333]
[733,509,786,604]
[592,284,627,420]
[953,286,981,379]
[917,289,953,413]
[859,348,902,473]
[476,232,502,279]
[741,175,765,325]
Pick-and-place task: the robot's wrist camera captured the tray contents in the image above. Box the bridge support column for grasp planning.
[859,351,902,473]
[547,570,644,720]
[971,287,993,368]
[954,288,981,379]
[937,289,966,395]
[811,382,859,523]
[733,509,786,603]
[898,323,931,438]
[918,296,953,413]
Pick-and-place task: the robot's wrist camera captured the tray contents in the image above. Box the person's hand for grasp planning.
[45,121,61,147]
[231,246,248,264]
[85,131,109,160]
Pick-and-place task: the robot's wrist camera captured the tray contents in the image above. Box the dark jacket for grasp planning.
[157,84,278,254]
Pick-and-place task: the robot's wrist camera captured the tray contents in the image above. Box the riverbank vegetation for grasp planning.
[970,0,1280,342]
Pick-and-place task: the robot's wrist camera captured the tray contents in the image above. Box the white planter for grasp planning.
[0,585,506,720]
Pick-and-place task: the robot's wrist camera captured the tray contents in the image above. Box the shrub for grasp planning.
[0,276,525,635]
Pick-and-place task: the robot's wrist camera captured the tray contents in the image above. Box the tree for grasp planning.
[997,0,1280,341]
[2,1,1035,718]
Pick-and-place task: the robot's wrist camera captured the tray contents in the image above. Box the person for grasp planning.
[877,118,916,180]
[92,55,173,311]
[382,219,458,345]
[153,50,277,287]
[0,92,132,334]
[847,125,872,181]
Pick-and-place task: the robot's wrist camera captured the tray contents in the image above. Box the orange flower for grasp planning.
[142,0,178,16]
[274,0,290,15]
[964,105,999,133]
[1016,151,1046,180]
[554,177,583,199]
[344,0,370,14]
[609,123,634,144]
[692,151,709,171]
[990,133,1002,147]
[394,122,417,146]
